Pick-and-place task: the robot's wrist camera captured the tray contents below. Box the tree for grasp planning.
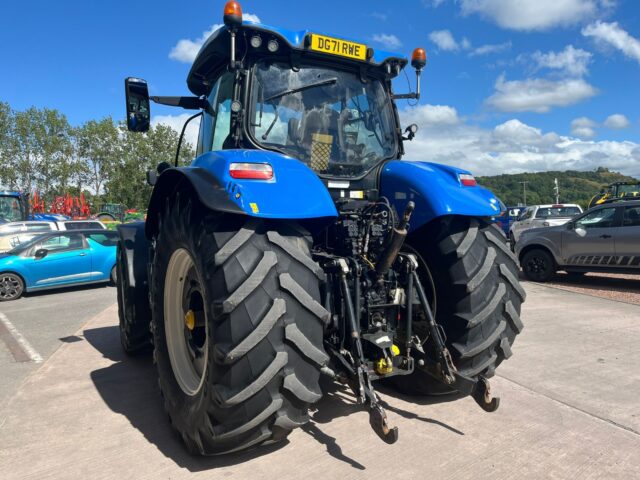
[76,118,119,198]
[105,122,195,209]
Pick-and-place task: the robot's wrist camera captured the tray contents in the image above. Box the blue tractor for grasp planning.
[117,1,524,454]
[0,191,63,223]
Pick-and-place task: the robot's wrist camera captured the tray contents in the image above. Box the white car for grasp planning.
[509,204,583,244]
[56,220,107,231]
[0,221,57,234]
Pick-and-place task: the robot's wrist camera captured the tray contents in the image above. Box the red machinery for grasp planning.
[30,191,46,214]
[49,193,91,219]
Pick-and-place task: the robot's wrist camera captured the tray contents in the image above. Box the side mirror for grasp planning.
[575,227,587,237]
[403,124,418,141]
[34,248,48,259]
[146,170,157,186]
[125,77,151,132]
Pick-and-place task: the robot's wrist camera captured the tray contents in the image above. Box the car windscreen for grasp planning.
[536,207,582,219]
[4,233,46,254]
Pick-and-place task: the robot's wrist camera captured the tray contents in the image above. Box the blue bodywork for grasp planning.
[379,161,502,233]
[192,150,337,219]
[0,231,117,292]
[0,191,67,223]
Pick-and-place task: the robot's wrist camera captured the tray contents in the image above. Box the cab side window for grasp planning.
[211,73,235,151]
[622,206,640,227]
[36,234,85,254]
[575,207,617,229]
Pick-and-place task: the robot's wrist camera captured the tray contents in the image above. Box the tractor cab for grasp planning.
[0,192,28,223]
[125,2,426,194]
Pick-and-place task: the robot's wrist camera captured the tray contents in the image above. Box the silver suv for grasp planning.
[515,200,640,281]
[509,204,583,244]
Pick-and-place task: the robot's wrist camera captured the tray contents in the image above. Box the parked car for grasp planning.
[509,204,583,245]
[0,229,118,300]
[515,200,640,281]
[0,221,57,234]
[56,220,107,231]
[493,205,522,236]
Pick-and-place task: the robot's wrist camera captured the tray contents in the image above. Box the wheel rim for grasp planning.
[0,274,22,300]
[164,249,208,396]
[525,255,548,278]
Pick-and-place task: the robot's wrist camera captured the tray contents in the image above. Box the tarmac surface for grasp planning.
[1,282,639,479]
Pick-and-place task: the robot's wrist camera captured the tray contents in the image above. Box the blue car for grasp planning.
[0,230,118,301]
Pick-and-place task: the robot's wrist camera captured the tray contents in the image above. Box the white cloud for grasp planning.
[460,0,602,31]
[402,104,461,126]
[151,114,201,149]
[428,30,461,51]
[372,33,402,50]
[469,41,512,56]
[582,21,640,63]
[485,74,598,113]
[531,45,592,76]
[571,117,597,138]
[169,13,261,63]
[604,114,630,129]
[400,108,640,177]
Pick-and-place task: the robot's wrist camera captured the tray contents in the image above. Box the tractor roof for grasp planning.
[187,21,408,96]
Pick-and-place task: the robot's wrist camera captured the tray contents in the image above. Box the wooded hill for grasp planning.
[477,168,640,208]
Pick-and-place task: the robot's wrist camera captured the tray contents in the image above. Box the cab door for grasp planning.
[613,205,640,269]
[560,207,619,267]
[27,233,92,288]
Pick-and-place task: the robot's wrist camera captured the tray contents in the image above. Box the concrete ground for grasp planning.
[0,284,116,407]
[0,282,639,479]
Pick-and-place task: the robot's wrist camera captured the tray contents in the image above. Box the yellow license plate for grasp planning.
[309,34,367,61]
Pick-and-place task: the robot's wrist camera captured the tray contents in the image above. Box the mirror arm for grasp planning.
[150,96,208,110]
[174,112,203,167]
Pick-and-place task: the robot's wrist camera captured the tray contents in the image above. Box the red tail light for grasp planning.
[459,173,477,186]
[229,163,273,180]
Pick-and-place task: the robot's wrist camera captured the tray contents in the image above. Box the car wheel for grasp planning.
[0,273,24,301]
[522,249,555,282]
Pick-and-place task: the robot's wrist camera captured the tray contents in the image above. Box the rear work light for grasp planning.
[459,173,477,186]
[229,163,273,180]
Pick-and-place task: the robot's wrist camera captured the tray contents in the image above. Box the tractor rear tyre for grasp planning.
[392,217,525,395]
[117,243,152,354]
[151,191,328,455]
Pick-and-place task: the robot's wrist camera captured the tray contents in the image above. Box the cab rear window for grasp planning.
[87,232,118,246]
[536,207,581,219]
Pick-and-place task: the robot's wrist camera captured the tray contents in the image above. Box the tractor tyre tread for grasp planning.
[151,191,326,455]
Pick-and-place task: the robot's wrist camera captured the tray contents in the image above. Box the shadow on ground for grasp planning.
[84,325,464,472]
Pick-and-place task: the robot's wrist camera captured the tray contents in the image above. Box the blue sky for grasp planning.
[2,0,640,176]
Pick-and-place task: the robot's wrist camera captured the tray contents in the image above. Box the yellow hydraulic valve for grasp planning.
[184,309,196,331]
[375,345,401,375]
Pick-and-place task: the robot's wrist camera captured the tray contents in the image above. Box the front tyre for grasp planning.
[0,273,24,301]
[151,191,328,455]
[393,217,525,395]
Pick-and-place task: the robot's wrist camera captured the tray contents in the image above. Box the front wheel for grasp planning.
[392,217,525,395]
[151,191,328,455]
[0,273,24,301]
[521,248,555,282]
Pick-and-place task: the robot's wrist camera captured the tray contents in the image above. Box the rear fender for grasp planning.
[379,161,501,232]
[146,150,337,238]
[117,221,149,290]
